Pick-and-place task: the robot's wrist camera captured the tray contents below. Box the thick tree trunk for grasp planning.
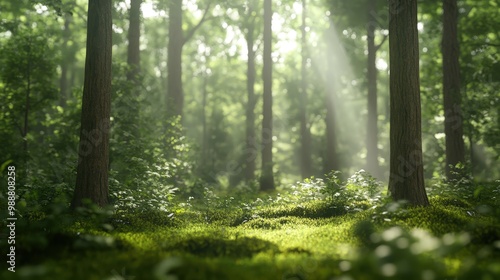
[300,0,312,179]
[71,0,112,208]
[366,0,380,178]
[442,0,465,179]
[260,0,275,191]
[388,0,429,206]
[167,0,184,118]
[127,0,141,81]
[245,20,257,182]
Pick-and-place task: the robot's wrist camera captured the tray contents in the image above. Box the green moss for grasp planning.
[164,236,280,258]
[5,182,500,280]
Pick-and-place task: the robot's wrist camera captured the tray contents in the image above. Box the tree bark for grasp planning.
[167,0,184,118]
[260,0,275,191]
[300,0,313,179]
[388,0,429,206]
[245,17,257,182]
[127,0,142,81]
[442,0,465,179]
[366,0,380,178]
[71,0,112,208]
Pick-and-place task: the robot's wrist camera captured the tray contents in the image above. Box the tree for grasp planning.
[167,0,184,118]
[71,0,112,208]
[243,1,259,182]
[167,0,212,118]
[300,0,313,179]
[325,0,388,177]
[442,0,465,179]
[127,0,142,81]
[59,13,72,107]
[260,0,275,191]
[388,0,429,206]
[366,0,387,178]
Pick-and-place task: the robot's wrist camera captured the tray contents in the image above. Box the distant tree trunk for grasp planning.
[127,0,141,81]
[126,0,142,139]
[59,13,71,108]
[300,0,312,179]
[71,0,112,208]
[201,75,208,164]
[388,0,429,206]
[442,0,465,179]
[260,0,275,191]
[23,39,31,155]
[245,18,257,182]
[325,23,339,173]
[366,0,380,177]
[167,0,184,118]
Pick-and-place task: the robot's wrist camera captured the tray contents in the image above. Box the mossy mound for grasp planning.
[164,236,280,258]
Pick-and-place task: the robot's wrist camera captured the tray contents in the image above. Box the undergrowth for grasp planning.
[1,170,500,280]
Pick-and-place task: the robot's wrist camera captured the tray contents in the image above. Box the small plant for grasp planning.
[347,169,381,197]
[322,171,345,203]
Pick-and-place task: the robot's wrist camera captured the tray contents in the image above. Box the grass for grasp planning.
[2,180,500,280]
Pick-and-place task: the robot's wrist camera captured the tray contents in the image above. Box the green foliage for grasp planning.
[322,170,345,201]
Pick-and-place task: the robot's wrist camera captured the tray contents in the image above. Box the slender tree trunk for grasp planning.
[201,75,208,164]
[167,0,184,118]
[260,0,275,191]
[325,23,339,173]
[442,0,465,179]
[245,20,257,182]
[300,0,312,179]
[59,14,71,108]
[71,0,112,208]
[127,0,142,81]
[388,0,429,206]
[22,38,32,158]
[366,0,380,177]
[125,0,142,139]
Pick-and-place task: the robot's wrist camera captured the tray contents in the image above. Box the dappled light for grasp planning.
[0,0,499,279]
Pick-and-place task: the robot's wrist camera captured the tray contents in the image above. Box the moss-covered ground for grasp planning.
[2,179,500,280]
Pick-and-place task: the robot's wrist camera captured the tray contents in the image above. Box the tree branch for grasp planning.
[375,34,388,52]
[183,3,213,45]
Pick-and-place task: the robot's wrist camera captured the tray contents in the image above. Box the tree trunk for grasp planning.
[71,0,112,208]
[245,19,257,182]
[325,23,339,173]
[260,0,275,191]
[59,13,71,108]
[127,0,142,81]
[366,0,380,178]
[300,0,313,179]
[388,0,429,206]
[442,0,465,179]
[125,0,142,140]
[167,0,184,118]
[201,75,208,164]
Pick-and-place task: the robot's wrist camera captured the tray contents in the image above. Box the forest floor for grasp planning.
[2,180,500,280]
